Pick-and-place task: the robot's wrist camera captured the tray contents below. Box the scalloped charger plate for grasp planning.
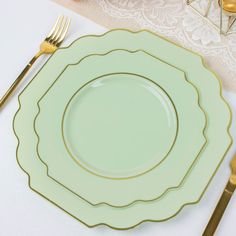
[13,29,232,229]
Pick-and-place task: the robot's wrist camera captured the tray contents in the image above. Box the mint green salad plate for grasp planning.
[35,49,206,207]
[13,29,232,229]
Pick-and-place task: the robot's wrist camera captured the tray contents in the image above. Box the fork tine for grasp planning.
[46,15,62,40]
[52,16,68,44]
[48,16,64,42]
[55,18,71,46]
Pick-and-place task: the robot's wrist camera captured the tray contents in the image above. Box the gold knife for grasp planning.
[203,153,236,236]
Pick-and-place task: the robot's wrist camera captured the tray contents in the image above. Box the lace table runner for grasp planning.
[54,0,236,92]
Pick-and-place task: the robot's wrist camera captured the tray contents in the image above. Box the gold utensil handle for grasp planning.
[0,54,39,109]
[203,180,235,236]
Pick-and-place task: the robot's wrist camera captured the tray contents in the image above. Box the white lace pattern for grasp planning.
[93,0,236,91]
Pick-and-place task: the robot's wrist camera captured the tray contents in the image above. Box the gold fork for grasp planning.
[203,154,236,236]
[0,16,70,109]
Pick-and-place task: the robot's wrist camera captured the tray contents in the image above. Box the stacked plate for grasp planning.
[13,29,232,229]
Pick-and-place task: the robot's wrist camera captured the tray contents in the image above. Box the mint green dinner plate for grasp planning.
[13,29,232,229]
[35,49,206,207]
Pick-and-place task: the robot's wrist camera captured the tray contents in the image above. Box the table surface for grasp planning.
[1,0,236,235]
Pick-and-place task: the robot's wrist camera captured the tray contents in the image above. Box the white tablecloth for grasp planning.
[1,0,236,235]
